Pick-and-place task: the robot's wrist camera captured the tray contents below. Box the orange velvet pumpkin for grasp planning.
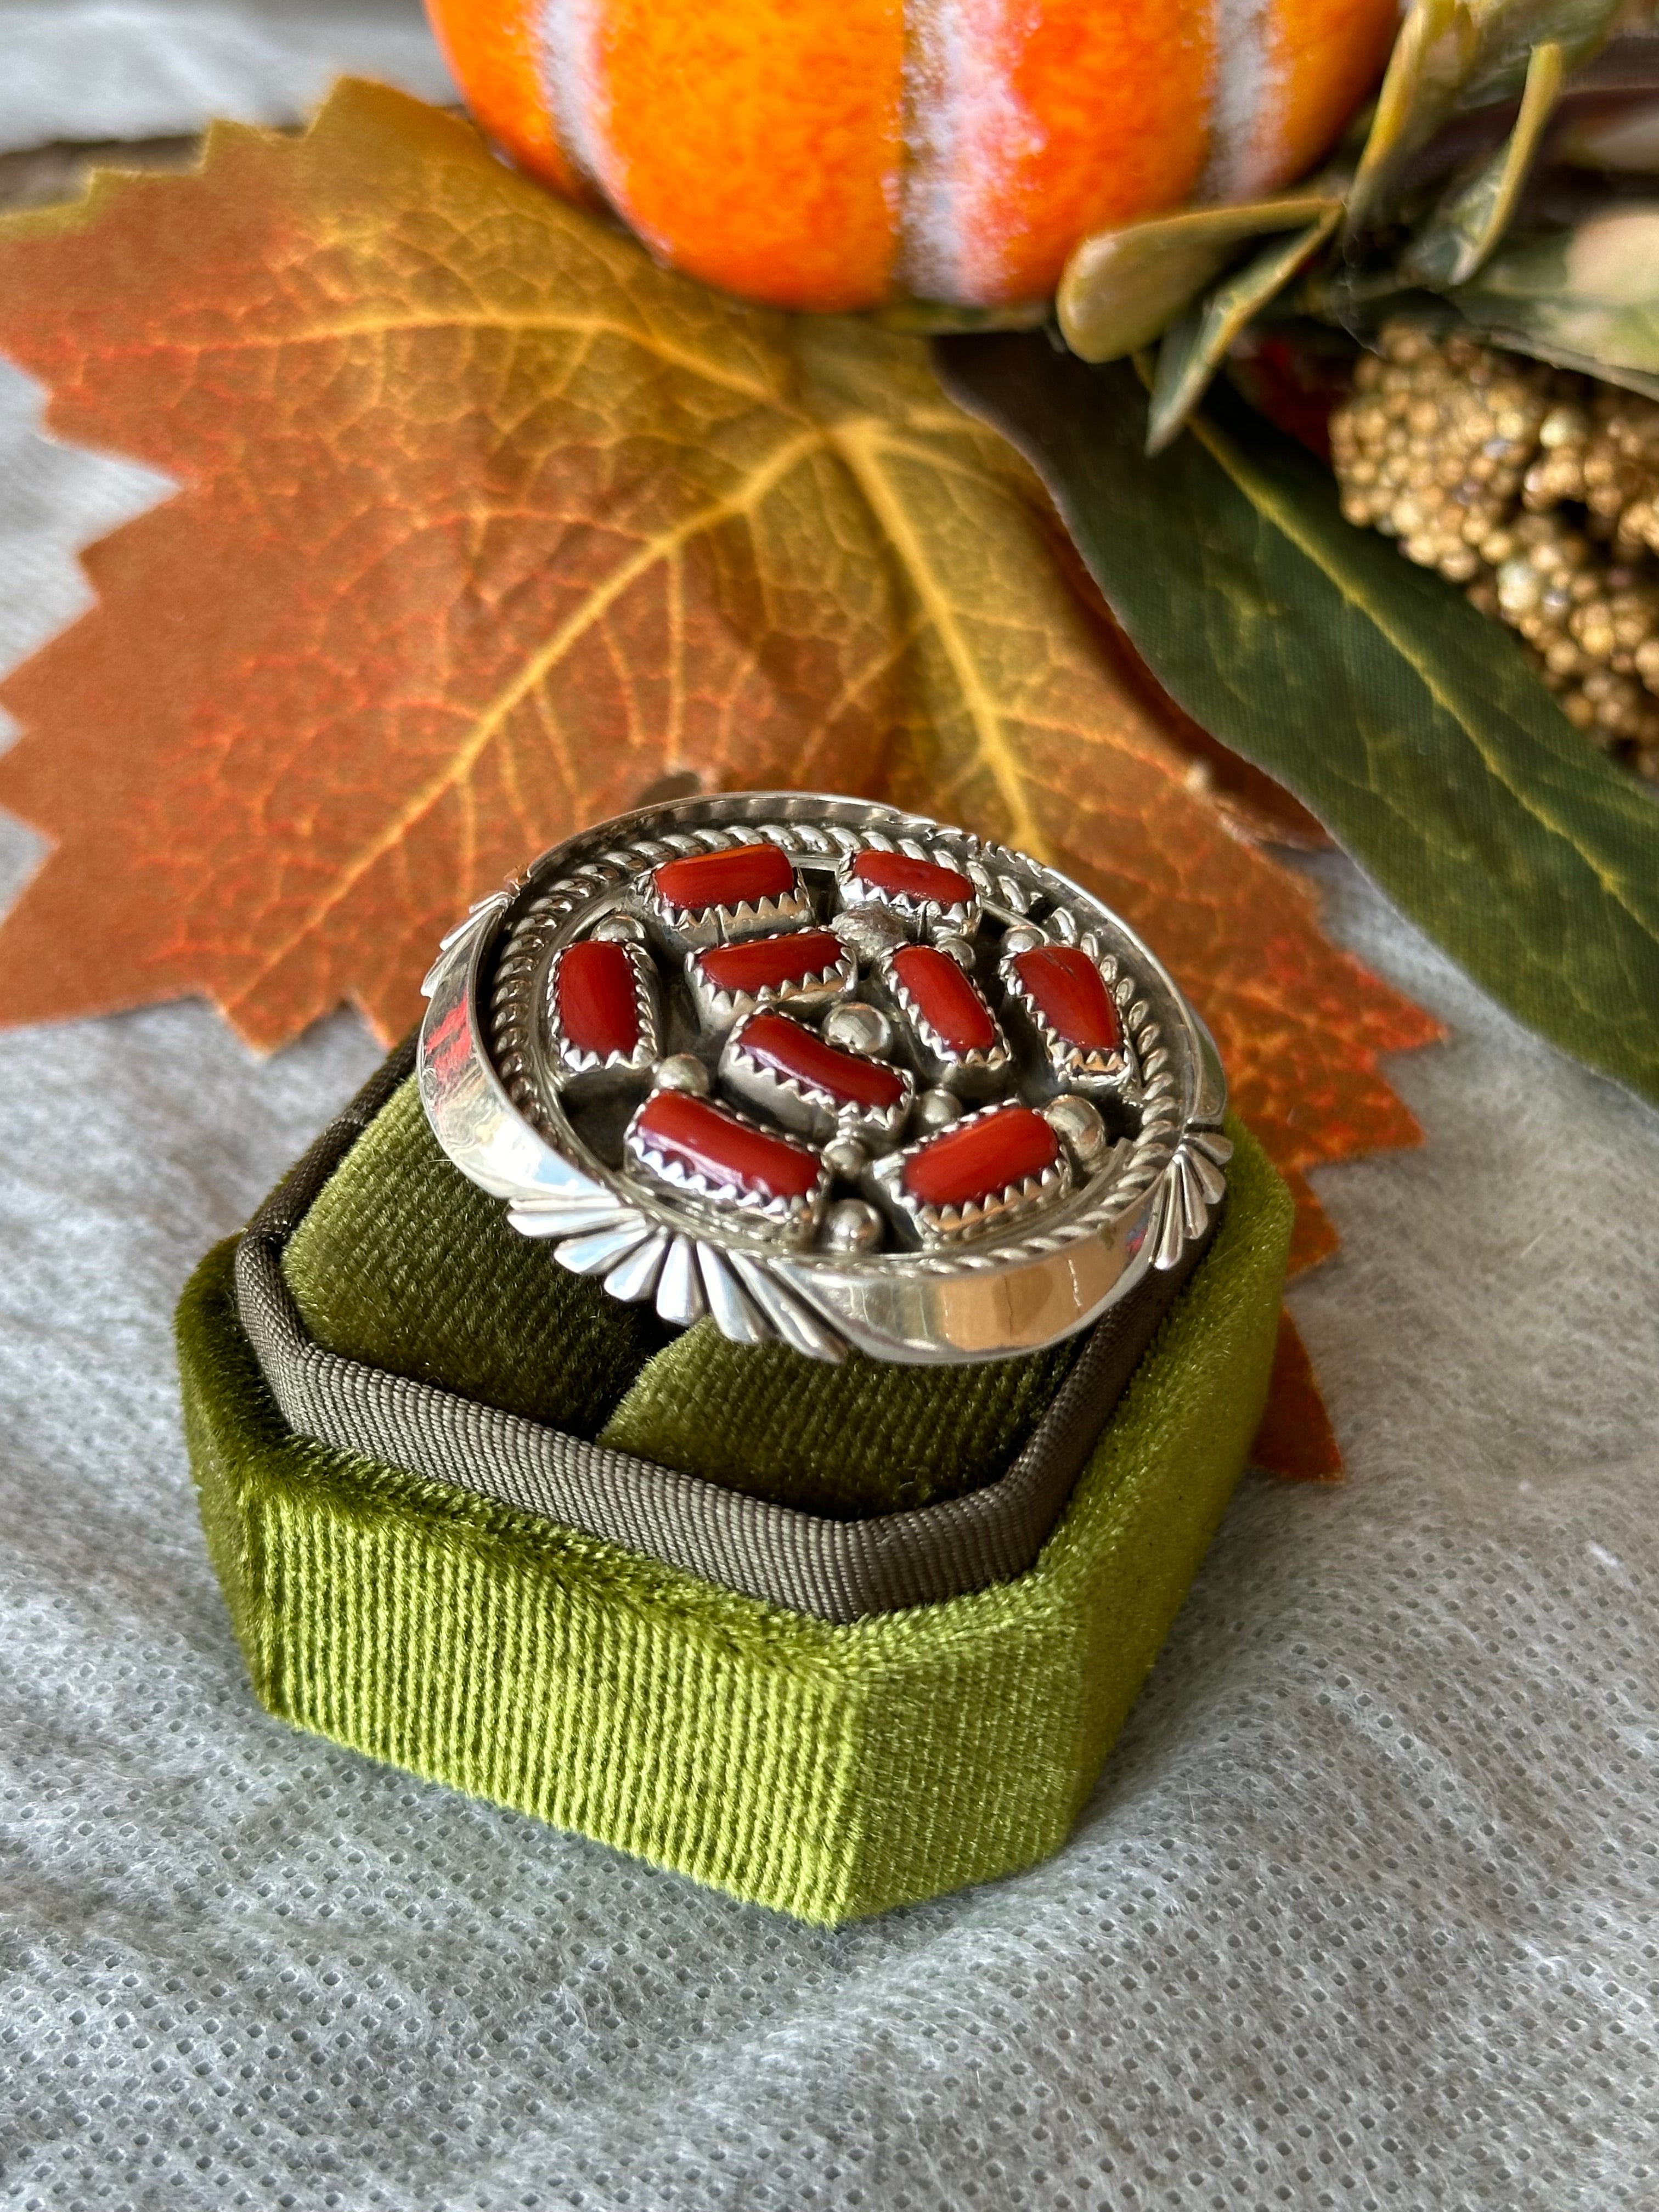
[426,0,1398,313]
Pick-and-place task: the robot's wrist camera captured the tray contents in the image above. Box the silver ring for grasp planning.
[419,792,1229,1365]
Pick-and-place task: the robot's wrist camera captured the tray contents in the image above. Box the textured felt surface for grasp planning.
[281,1074,672,1436]
[179,1123,1290,1922]
[3,9,1659,2207]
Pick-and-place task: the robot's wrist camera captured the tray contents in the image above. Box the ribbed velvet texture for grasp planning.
[284,1075,1080,1516]
[180,1115,1291,1921]
[281,1079,671,1435]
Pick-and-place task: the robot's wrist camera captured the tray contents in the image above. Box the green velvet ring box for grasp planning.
[178,1041,1291,1923]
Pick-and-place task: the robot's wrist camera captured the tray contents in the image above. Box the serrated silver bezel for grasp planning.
[998,932,1140,1092]
[835,832,979,940]
[544,937,661,1081]
[872,1102,1073,1247]
[719,1009,914,1146]
[686,931,857,1031]
[644,833,812,950]
[622,1092,830,1242]
[876,943,1012,1090]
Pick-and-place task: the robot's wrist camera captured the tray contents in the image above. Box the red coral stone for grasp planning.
[697,929,844,997]
[738,1011,906,1112]
[653,842,795,913]
[891,944,997,1053]
[902,1106,1059,1211]
[555,939,640,1059]
[1013,944,1121,1053]
[635,1091,821,1203]
[850,849,974,908]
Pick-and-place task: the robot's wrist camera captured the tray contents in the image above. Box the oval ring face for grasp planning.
[419,793,1229,1364]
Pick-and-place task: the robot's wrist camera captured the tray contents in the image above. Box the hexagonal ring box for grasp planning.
[178,794,1291,1921]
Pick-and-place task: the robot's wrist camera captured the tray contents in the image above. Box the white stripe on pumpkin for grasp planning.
[1200,0,1284,203]
[539,0,645,238]
[900,0,1047,306]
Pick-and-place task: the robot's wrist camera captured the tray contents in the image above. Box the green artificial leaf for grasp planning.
[1346,0,1623,230]
[1458,0,1627,109]
[1402,39,1566,286]
[1146,209,1341,452]
[1347,0,1480,231]
[935,334,1659,1105]
[1449,202,1659,387]
[1057,195,1339,365]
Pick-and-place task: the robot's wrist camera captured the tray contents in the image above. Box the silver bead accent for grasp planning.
[652,1052,711,1096]
[1041,1092,1109,1172]
[591,910,647,943]
[823,1199,883,1254]
[933,933,977,970]
[831,906,906,962]
[822,1001,892,1058]
[821,1132,870,1181]
[914,1087,962,1130]
[1000,923,1044,958]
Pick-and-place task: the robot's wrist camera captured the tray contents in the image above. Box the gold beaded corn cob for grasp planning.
[1331,321,1659,781]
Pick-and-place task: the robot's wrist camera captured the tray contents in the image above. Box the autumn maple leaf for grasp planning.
[0,81,1441,1471]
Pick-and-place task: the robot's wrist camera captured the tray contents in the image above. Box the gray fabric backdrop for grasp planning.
[1,10,1656,2208]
